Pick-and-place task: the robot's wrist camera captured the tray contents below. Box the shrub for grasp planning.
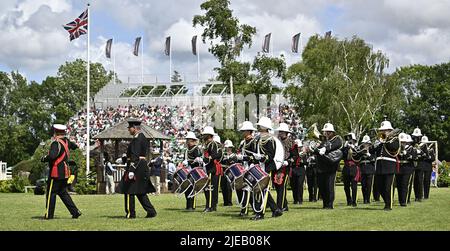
[0,180,12,193]
[437,161,450,187]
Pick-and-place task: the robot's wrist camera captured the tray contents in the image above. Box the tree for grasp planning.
[193,0,256,82]
[284,35,402,139]
[394,62,450,160]
[171,70,183,82]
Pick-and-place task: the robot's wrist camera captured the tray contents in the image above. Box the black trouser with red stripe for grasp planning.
[317,172,336,208]
[423,169,432,199]
[204,174,219,210]
[343,172,358,205]
[290,172,305,204]
[124,194,156,217]
[360,174,373,203]
[413,169,424,200]
[376,174,395,209]
[373,175,380,201]
[185,186,195,209]
[45,179,79,219]
[395,173,412,205]
[220,175,233,206]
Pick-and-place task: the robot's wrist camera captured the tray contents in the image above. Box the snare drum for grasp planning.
[225,163,246,190]
[187,167,209,197]
[173,167,191,194]
[243,164,270,192]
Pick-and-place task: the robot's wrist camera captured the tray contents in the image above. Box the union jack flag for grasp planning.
[63,9,88,41]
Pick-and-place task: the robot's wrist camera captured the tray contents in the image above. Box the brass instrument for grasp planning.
[378,128,402,143]
[306,123,321,140]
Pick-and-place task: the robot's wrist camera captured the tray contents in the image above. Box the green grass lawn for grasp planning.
[0,187,449,231]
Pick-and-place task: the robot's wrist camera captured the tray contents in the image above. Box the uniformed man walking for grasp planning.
[182,131,203,210]
[202,126,223,212]
[315,123,343,209]
[396,133,415,206]
[373,119,400,210]
[305,143,318,202]
[419,135,435,200]
[236,121,259,217]
[342,133,359,207]
[289,139,306,205]
[221,139,236,206]
[356,135,375,204]
[41,124,81,219]
[411,127,425,202]
[119,119,157,218]
[251,117,283,220]
[275,123,293,211]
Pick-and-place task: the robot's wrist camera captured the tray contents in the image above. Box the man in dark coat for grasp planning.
[342,133,359,207]
[41,124,82,219]
[355,135,375,204]
[373,120,401,210]
[395,133,415,206]
[289,139,307,205]
[201,126,223,212]
[315,123,343,209]
[119,119,157,218]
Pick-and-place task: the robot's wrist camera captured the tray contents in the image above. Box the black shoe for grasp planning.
[72,211,82,219]
[400,203,407,207]
[272,209,283,217]
[186,207,195,211]
[352,203,357,207]
[293,201,298,204]
[251,214,264,221]
[126,214,136,219]
[298,201,303,205]
[282,207,289,212]
[238,212,248,217]
[347,202,352,206]
[325,206,334,210]
[313,199,318,202]
[212,207,217,211]
[146,212,157,218]
[203,208,213,213]
[383,207,392,211]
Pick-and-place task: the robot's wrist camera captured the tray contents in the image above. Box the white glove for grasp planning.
[151,159,156,163]
[344,141,349,148]
[319,147,326,156]
[283,160,288,166]
[253,153,262,160]
[365,152,371,157]
[236,154,243,160]
[416,149,422,154]
[182,160,188,166]
[128,172,135,179]
[194,157,204,163]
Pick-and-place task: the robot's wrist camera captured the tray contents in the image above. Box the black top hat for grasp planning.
[127,119,142,128]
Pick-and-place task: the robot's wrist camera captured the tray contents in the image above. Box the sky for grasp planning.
[0,0,449,84]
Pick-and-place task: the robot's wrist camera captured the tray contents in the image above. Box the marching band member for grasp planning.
[119,119,157,218]
[252,116,283,220]
[236,121,259,217]
[396,133,415,206]
[275,123,293,211]
[182,131,202,211]
[221,139,236,206]
[201,126,223,212]
[342,133,360,207]
[411,127,425,202]
[315,123,343,209]
[373,119,400,210]
[419,135,435,200]
[41,124,81,219]
[355,135,375,204]
[305,142,319,202]
[289,139,307,205]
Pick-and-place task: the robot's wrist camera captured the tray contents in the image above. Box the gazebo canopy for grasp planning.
[93,120,170,140]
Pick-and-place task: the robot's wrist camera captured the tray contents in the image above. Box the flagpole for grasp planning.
[197,38,200,82]
[300,34,303,59]
[86,3,90,175]
[113,37,116,84]
[141,35,144,85]
[169,38,172,83]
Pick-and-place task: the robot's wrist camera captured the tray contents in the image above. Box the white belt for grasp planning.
[360,160,372,164]
[399,160,410,164]
[376,157,397,162]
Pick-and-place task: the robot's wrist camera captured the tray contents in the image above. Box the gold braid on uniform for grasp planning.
[384,137,401,157]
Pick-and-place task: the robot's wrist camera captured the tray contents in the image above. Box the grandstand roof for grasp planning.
[93,120,170,140]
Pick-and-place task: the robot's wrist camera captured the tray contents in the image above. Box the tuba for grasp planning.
[305,123,321,151]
